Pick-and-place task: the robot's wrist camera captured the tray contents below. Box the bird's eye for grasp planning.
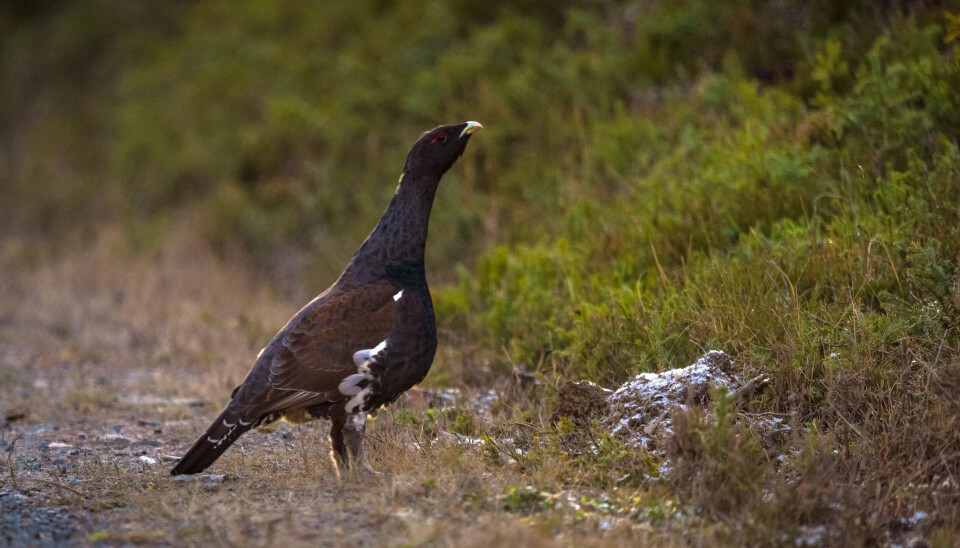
[430,132,449,144]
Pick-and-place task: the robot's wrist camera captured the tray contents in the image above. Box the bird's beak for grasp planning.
[460,121,483,138]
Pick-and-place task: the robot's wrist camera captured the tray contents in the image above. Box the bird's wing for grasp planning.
[234,281,399,417]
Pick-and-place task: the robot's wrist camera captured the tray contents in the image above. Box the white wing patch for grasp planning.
[345,386,371,413]
[342,339,387,412]
[393,289,403,302]
[352,340,387,370]
[338,373,366,396]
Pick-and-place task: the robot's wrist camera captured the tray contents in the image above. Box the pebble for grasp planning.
[0,489,85,546]
[98,434,134,448]
[134,439,163,447]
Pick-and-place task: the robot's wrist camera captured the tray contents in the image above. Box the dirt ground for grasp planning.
[3,232,949,547]
[0,232,687,547]
[1,377,572,547]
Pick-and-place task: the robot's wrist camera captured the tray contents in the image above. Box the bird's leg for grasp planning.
[329,414,349,477]
[342,412,378,475]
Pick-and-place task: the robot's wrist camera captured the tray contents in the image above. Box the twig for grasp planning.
[0,458,87,499]
[4,432,22,489]
[808,314,832,326]
[732,375,771,404]
[20,475,88,499]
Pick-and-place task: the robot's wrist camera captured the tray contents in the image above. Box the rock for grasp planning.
[98,434,134,448]
[133,439,163,447]
[138,456,158,465]
[606,351,736,449]
[603,350,773,453]
[436,431,484,446]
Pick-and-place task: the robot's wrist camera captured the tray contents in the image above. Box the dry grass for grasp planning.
[0,227,689,546]
[2,225,959,547]
[0,223,289,410]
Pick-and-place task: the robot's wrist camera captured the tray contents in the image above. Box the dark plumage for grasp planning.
[171,121,482,476]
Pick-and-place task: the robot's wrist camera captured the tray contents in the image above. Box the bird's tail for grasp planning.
[170,406,256,475]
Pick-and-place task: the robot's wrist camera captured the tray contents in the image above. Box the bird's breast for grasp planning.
[366,287,437,405]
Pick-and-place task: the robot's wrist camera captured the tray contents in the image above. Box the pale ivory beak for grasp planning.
[460,121,483,138]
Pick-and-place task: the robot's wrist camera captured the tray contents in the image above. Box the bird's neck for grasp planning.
[342,172,440,282]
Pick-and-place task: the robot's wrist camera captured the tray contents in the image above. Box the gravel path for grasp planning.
[0,489,90,547]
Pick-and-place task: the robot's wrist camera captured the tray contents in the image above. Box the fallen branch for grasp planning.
[732,374,771,404]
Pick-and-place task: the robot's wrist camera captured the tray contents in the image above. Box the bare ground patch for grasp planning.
[1,230,957,546]
[0,233,684,546]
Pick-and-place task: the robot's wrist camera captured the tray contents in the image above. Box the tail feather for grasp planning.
[171,407,256,475]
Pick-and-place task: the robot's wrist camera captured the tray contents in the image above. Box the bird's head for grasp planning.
[403,121,482,178]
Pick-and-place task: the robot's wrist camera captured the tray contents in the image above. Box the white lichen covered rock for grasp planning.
[605,350,742,450]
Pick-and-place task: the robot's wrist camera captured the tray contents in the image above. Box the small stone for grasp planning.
[99,434,134,448]
[138,456,158,465]
[134,439,163,447]
[77,432,86,441]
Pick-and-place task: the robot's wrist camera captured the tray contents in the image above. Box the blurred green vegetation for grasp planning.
[3,0,960,392]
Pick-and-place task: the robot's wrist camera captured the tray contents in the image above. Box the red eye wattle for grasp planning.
[430,132,449,143]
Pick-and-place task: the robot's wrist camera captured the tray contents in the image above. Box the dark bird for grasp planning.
[171,121,483,476]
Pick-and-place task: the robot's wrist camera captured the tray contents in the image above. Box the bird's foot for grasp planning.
[351,460,387,478]
[331,457,386,479]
